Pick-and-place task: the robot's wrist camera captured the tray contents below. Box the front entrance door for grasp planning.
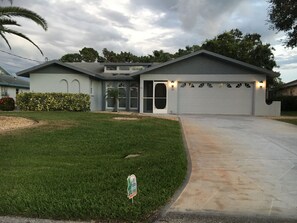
[153,82,167,113]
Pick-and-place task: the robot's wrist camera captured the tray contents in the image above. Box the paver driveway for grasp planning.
[169,115,297,219]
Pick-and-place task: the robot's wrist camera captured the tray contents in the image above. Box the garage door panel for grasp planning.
[178,82,253,115]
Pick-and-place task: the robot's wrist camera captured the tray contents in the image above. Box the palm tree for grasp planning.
[106,88,119,112]
[0,5,47,55]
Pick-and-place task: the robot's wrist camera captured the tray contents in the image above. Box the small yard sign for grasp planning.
[127,174,137,203]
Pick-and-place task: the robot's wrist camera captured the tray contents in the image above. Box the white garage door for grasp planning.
[178,82,254,115]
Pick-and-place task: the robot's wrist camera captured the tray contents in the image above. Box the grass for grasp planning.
[277,111,297,126]
[0,112,187,222]
[281,111,297,116]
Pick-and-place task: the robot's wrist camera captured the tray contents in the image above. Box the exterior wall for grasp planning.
[252,80,281,116]
[30,73,102,111]
[90,79,102,111]
[140,73,281,116]
[30,73,90,93]
[0,86,29,101]
[278,86,297,96]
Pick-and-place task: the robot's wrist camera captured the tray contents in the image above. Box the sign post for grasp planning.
[127,174,137,204]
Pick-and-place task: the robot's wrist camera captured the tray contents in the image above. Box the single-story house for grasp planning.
[0,66,29,101]
[17,50,281,116]
[276,79,297,96]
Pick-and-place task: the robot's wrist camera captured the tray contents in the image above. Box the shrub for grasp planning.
[16,92,90,112]
[0,97,15,111]
[275,96,297,111]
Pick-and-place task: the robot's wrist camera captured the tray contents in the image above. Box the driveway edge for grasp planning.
[150,116,192,222]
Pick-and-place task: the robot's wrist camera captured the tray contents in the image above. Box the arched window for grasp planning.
[70,79,80,93]
[59,79,68,93]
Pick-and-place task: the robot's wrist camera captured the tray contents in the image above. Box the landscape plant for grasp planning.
[0,97,15,111]
[16,92,90,111]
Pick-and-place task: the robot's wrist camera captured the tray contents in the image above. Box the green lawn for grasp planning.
[0,112,187,222]
[281,111,297,116]
[277,111,297,126]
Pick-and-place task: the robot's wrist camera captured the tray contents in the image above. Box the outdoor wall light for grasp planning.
[258,81,264,88]
[171,81,175,89]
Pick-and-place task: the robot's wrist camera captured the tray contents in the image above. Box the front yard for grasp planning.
[0,112,187,222]
[278,111,297,126]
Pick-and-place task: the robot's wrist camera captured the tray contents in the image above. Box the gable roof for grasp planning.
[0,66,29,89]
[16,60,141,81]
[131,50,280,78]
[16,60,104,79]
[282,79,297,88]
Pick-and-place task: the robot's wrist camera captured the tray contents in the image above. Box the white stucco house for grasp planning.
[0,66,29,101]
[17,50,281,116]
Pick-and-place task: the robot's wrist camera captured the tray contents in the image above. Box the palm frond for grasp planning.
[0,6,47,30]
[0,18,19,26]
[0,31,11,49]
[1,27,43,55]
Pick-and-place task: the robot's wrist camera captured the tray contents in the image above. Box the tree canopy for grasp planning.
[0,5,47,55]
[60,29,277,72]
[200,29,277,71]
[268,0,297,48]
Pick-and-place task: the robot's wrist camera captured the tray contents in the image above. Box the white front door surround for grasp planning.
[153,81,168,114]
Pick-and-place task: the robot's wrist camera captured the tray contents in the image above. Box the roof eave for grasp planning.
[0,83,29,88]
[131,50,280,78]
[16,60,105,80]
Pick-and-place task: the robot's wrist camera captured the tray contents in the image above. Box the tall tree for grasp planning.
[201,29,281,90]
[0,5,47,55]
[79,47,99,62]
[201,29,277,70]
[268,0,297,48]
[60,53,82,62]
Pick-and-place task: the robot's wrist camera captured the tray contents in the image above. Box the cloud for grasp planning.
[0,0,296,82]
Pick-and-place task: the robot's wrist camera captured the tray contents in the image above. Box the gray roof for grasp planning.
[17,60,137,81]
[131,50,280,78]
[103,62,153,66]
[68,62,104,74]
[17,60,106,80]
[282,79,297,88]
[0,66,29,89]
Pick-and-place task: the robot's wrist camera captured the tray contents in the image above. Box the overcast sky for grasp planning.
[0,0,296,82]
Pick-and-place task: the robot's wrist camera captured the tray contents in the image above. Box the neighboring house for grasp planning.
[276,79,297,96]
[17,50,281,116]
[0,66,29,101]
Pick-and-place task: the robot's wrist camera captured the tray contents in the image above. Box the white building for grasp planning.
[17,50,280,116]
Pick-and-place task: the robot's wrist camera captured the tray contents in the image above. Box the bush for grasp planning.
[0,97,15,111]
[275,96,297,111]
[16,92,90,112]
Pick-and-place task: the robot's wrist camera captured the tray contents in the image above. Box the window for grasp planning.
[106,82,115,108]
[105,66,116,70]
[180,83,186,88]
[245,83,251,88]
[198,83,204,88]
[130,66,145,71]
[143,81,153,113]
[226,83,232,88]
[1,87,8,96]
[236,83,242,88]
[118,82,127,109]
[130,82,138,109]
[118,66,129,71]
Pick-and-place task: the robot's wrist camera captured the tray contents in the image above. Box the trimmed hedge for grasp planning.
[275,96,297,111]
[0,97,15,111]
[16,92,90,112]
